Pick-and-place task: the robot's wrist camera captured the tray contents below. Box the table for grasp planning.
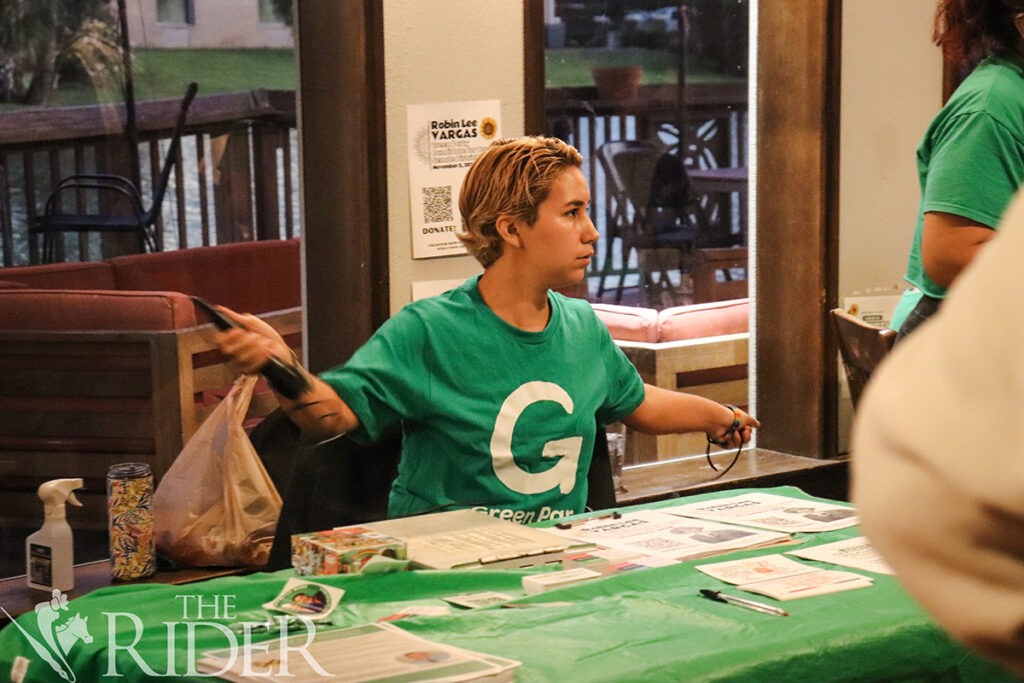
[0,486,1014,682]
[0,561,248,619]
[688,166,748,195]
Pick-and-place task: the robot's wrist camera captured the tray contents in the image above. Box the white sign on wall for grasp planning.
[406,100,501,259]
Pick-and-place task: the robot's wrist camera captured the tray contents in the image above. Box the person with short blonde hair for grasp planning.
[458,136,583,267]
[213,135,758,522]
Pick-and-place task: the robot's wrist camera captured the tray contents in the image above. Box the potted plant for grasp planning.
[591,65,643,101]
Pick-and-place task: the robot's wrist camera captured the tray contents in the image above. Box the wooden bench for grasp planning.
[0,239,302,529]
[0,307,301,530]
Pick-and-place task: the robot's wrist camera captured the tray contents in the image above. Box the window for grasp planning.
[157,0,195,25]
[542,0,749,311]
[259,0,289,25]
[529,1,843,467]
[534,1,752,468]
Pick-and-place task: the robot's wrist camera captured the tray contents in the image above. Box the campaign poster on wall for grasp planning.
[407,100,501,259]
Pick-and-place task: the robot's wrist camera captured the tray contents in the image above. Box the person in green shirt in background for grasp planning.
[892,0,1024,341]
[213,136,758,522]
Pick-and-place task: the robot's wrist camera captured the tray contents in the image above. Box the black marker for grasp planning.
[699,588,789,616]
[555,511,621,530]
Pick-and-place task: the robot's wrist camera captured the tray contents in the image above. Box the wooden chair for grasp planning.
[595,139,698,304]
[830,308,897,407]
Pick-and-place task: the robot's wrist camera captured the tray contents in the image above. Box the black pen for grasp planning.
[555,511,621,529]
[699,588,789,617]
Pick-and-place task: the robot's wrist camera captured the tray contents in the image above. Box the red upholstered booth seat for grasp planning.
[0,261,116,290]
[592,299,751,464]
[657,298,749,342]
[107,239,301,315]
[0,290,198,331]
[0,239,302,529]
[589,303,659,343]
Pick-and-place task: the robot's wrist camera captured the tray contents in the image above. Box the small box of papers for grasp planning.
[291,527,406,576]
[522,567,602,594]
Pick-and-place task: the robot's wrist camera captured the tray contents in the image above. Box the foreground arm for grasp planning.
[920,211,996,288]
[622,384,759,448]
[213,307,359,442]
[853,193,1024,676]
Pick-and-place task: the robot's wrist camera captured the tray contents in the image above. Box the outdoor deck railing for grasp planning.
[0,83,747,269]
[0,89,298,266]
[544,82,749,294]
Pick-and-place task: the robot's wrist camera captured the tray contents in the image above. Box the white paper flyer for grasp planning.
[407,100,502,259]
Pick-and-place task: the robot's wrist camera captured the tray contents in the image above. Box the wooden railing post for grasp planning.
[95,138,147,259]
[213,124,255,244]
[252,121,285,240]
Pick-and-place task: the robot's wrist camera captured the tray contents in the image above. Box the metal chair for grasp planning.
[32,82,198,263]
[595,139,700,304]
[830,308,897,407]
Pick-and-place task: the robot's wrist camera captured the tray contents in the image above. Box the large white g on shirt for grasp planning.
[489,381,582,495]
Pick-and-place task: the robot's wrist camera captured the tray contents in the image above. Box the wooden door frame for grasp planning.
[295,0,390,373]
[754,0,843,458]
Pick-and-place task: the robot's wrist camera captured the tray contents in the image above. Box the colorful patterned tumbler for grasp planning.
[107,463,156,580]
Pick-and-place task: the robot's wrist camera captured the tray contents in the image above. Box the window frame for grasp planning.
[156,0,195,25]
[525,0,842,460]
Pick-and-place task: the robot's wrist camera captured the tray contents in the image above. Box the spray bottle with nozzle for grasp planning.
[26,478,84,591]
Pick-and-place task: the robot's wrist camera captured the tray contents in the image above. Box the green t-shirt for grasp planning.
[320,276,646,523]
[895,55,1024,329]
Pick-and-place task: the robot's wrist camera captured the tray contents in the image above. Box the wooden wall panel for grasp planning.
[755,0,841,458]
[296,0,390,373]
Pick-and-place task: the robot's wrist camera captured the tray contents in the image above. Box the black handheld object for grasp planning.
[192,297,311,400]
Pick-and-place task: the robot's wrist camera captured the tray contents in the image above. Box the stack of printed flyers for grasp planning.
[656,492,893,600]
[197,578,520,682]
[546,509,792,562]
[695,553,874,600]
[657,491,861,533]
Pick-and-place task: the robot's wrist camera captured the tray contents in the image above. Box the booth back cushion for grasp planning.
[590,303,659,343]
[108,239,301,314]
[593,299,749,343]
[0,262,116,290]
[658,298,749,342]
[0,290,198,331]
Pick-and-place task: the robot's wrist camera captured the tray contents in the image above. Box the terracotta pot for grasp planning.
[592,66,643,101]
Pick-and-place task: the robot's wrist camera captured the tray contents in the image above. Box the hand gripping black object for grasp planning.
[192,297,310,400]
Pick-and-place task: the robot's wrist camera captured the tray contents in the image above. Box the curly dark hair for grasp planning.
[934,0,1024,66]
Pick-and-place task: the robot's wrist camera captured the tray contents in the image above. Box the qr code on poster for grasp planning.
[422,185,453,223]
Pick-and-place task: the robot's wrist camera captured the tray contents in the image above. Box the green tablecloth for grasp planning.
[0,486,1015,682]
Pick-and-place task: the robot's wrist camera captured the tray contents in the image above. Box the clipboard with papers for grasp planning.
[362,509,593,570]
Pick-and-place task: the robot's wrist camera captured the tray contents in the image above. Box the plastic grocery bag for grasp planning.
[153,375,282,567]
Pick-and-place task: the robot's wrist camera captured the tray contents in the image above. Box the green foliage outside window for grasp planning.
[0,0,121,105]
